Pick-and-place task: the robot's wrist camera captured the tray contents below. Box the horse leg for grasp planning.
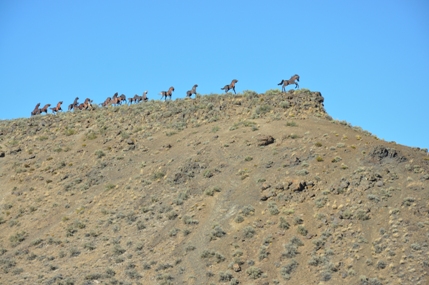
[233,86,236,94]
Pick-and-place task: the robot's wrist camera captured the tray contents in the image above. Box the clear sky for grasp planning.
[1,0,428,150]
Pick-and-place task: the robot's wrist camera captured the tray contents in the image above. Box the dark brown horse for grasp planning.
[119,94,126,105]
[76,98,92,110]
[160,87,174,101]
[31,103,41,116]
[221,79,238,94]
[68,97,79,111]
[110,93,120,106]
[278,74,300,92]
[186,84,198,98]
[50,101,63,114]
[40,104,51,114]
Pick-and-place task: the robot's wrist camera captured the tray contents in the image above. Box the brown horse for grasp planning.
[101,97,111,107]
[186,84,198,98]
[110,93,120,106]
[40,104,51,114]
[221,79,238,94]
[160,87,174,101]
[278,74,300,92]
[119,94,126,105]
[68,97,79,111]
[31,103,41,116]
[76,98,93,110]
[50,101,63,114]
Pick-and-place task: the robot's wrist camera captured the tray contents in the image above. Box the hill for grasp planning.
[0,89,428,285]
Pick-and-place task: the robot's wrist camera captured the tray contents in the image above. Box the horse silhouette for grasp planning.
[128,94,140,104]
[186,84,198,98]
[40,104,51,114]
[31,103,41,116]
[50,101,63,114]
[221,79,238,94]
[278,74,300,92]
[141,91,148,102]
[160,87,174,101]
[68,97,79,111]
[101,97,111,107]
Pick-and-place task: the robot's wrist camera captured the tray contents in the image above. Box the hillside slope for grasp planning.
[0,89,428,285]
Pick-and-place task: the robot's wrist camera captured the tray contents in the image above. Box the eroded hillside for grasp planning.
[0,89,428,285]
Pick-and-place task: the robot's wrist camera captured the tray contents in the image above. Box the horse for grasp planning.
[142,91,148,102]
[40,104,51,114]
[221,79,238,94]
[128,94,139,104]
[186,84,198,98]
[31,103,41,116]
[110,93,120,106]
[278,74,300,92]
[68,97,79,111]
[84,98,94,110]
[50,101,63,114]
[119,94,126,105]
[160,87,174,101]
[101,97,111,107]
[76,98,92,110]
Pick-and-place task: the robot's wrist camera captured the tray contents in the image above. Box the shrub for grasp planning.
[219,271,234,282]
[9,231,27,247]
[210,226,226,240]
[234,215,244,223]
[281,259,299,280]
[279,217,290,229]
[241,205,255,216]
[315,197,327,208]
[95,150,105,158]
[268,202,280,215]
[183,215,199,225]
[246,266,263,279]
[243,226,256,238]
[152,171,165,180]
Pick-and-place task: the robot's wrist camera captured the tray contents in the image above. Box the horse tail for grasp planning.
[278,80,284,85]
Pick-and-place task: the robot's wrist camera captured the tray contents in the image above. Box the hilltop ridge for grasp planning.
[0,89,428,285]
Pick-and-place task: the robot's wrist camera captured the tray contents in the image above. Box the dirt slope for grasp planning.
[0,89,428,285]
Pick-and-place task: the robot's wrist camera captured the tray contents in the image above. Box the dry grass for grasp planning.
[0,89,427,284]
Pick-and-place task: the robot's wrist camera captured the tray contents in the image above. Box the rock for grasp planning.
[375,181,384,187]
[368,145,407,163]
[0,152,5,158]
[257,135,275,146]
[261,183,271,191]
[289,180,306,192]
[9,147,21,155]
[233,263,241,272]
[126,139,134,145]
[275,184,284,190]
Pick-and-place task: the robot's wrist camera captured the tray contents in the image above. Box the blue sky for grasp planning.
[1,0,428,149]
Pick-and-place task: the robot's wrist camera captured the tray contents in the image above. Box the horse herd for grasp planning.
[30,75,300,116]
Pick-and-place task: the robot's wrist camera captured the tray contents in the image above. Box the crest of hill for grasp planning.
[0,89,428,285]
[0,89,327,137]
